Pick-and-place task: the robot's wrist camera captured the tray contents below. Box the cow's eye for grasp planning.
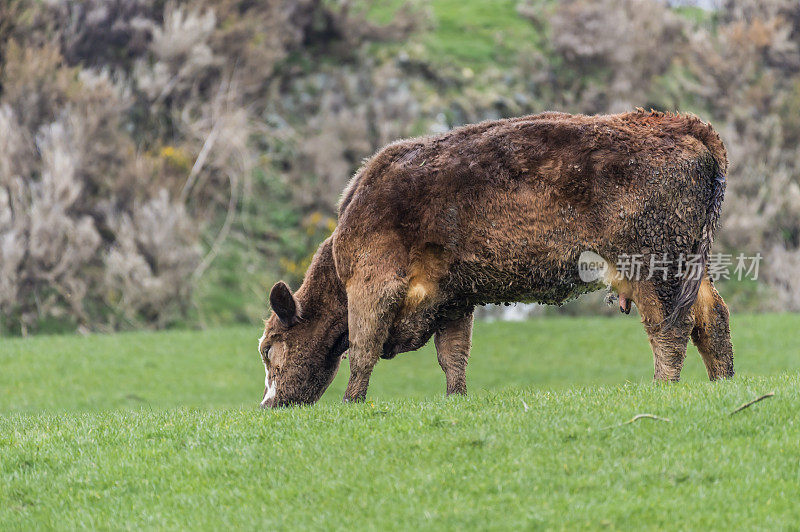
[264,346,273,361]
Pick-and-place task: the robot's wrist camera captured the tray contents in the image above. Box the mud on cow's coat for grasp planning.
[257,109,734,407]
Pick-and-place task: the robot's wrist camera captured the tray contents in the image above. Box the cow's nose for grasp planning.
[260,396,276,409]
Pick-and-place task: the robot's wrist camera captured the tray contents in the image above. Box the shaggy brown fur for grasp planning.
[258,110,734,407]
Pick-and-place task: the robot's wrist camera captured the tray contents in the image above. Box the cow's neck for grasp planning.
[294,236,348,343]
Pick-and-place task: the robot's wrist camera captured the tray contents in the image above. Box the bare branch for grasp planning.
[730,392,775,416]
[193,169,239,280]
[599,413,671,431]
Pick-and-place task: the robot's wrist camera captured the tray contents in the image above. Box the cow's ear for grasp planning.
[269,281,298,326]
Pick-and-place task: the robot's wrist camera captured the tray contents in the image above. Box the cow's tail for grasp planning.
[663,119,728,328]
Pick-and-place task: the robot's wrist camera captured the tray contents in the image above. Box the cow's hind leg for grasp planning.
[434,311,474,395]
[635,281,693,382]
[690,277,734,380]
[343,268,406,403]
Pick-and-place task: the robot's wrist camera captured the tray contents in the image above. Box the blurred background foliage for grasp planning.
[0,0,799,335]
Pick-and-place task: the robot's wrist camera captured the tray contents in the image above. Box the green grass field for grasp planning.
[365,0,548,74]
[2,314,800,529]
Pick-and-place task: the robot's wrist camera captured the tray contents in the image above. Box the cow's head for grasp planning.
[257,279,348,408]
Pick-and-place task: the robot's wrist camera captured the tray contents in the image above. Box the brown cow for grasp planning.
[257,110,734,407]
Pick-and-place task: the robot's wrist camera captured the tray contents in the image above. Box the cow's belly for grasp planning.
[381,243,607,358]
[447,250,604,307]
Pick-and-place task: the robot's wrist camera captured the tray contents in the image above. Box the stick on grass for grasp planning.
[599,413,671,431]
[729,392,775,416]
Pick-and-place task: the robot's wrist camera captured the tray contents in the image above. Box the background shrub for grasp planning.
[1,0,797,334]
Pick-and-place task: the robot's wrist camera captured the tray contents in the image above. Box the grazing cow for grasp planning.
[258,110,734,407]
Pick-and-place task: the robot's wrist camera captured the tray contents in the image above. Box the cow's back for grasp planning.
[334,110,724,307]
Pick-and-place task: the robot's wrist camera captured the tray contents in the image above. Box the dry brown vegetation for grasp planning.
[0,0,419,333]
[0,0,798,333]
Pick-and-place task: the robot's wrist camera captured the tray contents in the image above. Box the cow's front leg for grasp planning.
[434,311,474,395]
[343,271,406,403]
